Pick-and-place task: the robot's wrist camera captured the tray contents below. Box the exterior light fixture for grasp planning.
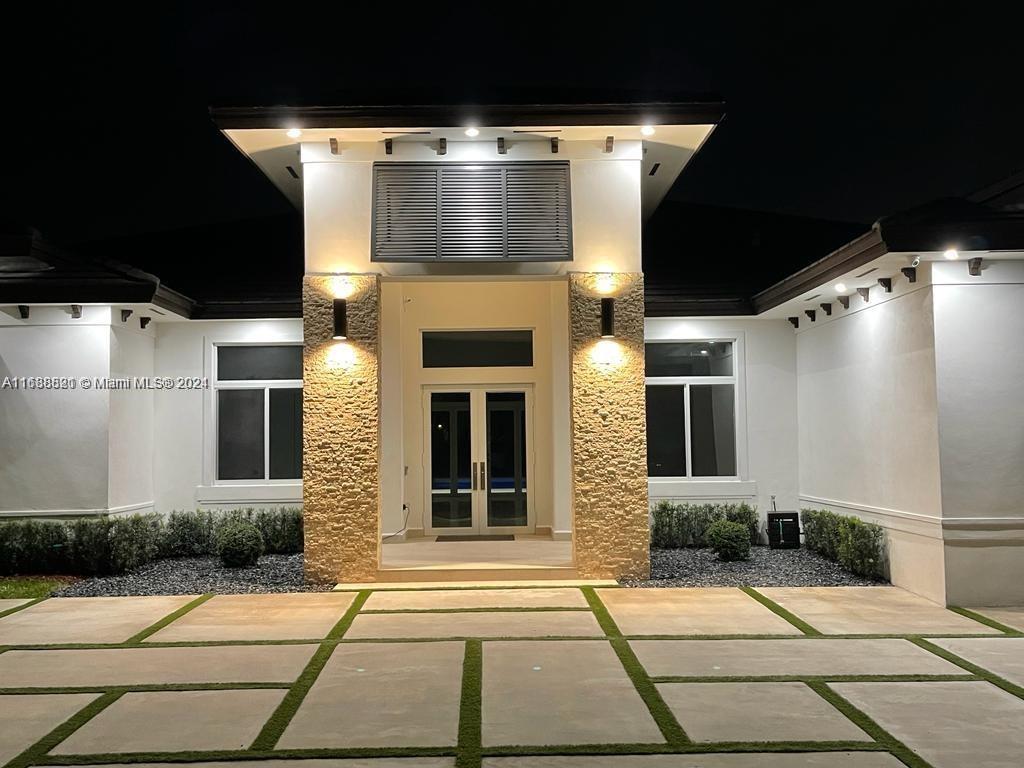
[834,282,847,293]
[640,125,656,137]
[464,127,480,137]
[286,128,303,139]
[700,349,709,355]
[943,248,959,260]
[332,298,348,340]
[600,297,615,338]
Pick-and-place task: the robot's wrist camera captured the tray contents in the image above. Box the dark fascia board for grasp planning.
[0,278,159,305]
[210,101,726,130]
[751,228,886,314]
[645,285,754,317]
[192,297,302,320]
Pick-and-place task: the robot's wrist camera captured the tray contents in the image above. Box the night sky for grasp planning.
[8,5,1023,252]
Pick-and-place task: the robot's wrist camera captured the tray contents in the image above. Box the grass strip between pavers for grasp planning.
[36,747,456,765]
[807,680,934,768]
[911,636,1024,701]
[481,740,889,757]
[360,606,592,614]
[123,594,215,644]
[740,587,822,635]
[947,607,1024,635]
[0,596,47,621]
[0,682,294,695]
[248,589,370,751]
[3,690,124,768]
[455,639,483,768]
[649,673,978,684]
[581,586,690,745]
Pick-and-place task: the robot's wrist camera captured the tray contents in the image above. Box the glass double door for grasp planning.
[427,388,531,535]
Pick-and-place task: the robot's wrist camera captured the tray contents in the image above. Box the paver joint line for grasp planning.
[248,589,371,751]
[909,636,1024,702]
[456,639,483,768]
[807,680,935,768]
[0,597,47,621]
[121,594,216,644]
[948,606,1024,636]
[740,587,822,635]
[2,690,124,768]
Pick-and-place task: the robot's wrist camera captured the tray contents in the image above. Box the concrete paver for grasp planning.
[596,588,799,636]
[0,644,317,687]
[51,689,285,754]
[931,637,1024,687]
[363,588,588,611]
[967,606,1024,633]
[483,640,663,746]
[279,642,464,748]
[657,682,871,743]
[757,587,999,635]
[0,693,99,764]
[0,596,196,645]
[482,755,905,767]
[0,598,31,614]
[631,638,962,677]
[346,610,603,639]
[146,593,355,642]
[833,680,1024,768]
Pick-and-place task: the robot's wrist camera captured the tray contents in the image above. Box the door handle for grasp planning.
[472,461,478,491]
[480,461,487,491]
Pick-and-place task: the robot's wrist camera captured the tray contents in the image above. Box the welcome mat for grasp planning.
[434,535,516,542]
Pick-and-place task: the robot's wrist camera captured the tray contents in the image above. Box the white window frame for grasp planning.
[211,342,303,486]
[645,337,743,481]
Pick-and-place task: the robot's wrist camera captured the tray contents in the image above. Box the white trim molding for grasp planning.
[799,494,943,540]
[650,479,757,500]
[195,483,302,505]
[0,501,154,518]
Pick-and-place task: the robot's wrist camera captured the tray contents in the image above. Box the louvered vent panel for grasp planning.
[439,166,505,259]
[505,165,572,260]
[372,162,571,261]
[373,166,438,260]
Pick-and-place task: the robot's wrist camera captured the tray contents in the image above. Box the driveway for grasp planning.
[1,585,1023,768]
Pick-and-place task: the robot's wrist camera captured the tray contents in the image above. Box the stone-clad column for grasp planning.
[302,274,381,583]
[569,273,649,580]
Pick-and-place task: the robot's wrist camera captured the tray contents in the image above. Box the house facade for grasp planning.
[2,103,1023,605]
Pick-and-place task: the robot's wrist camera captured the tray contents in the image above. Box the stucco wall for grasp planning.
[152,318,303,512]
[0,307,111,514]
[569,273,649,579]
[302,275,381,583]
[796,284,947,602]
[932,260,1024,605]
[644,317,799,519]
[108,325,155,512]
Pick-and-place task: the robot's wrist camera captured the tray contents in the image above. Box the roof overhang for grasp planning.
[210,102,724,220]
[752,206,1024,317]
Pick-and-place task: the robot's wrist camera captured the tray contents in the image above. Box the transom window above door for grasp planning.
[372,162,572,262]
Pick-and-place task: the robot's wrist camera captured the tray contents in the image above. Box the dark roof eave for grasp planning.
[210,101,726,130]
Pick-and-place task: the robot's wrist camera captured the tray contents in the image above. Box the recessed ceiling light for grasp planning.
[286,128,302,139]
[834,282,847,293]
[700,349,709,355]
[943,248,959,260]
[640,125,656,136]
[464,127,480,137]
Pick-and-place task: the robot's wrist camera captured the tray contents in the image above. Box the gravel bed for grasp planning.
[53,554,335,597]
[620,546,886,588]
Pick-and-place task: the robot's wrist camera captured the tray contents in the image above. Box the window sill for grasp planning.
[648,479,757,500]
[195,484,302,505]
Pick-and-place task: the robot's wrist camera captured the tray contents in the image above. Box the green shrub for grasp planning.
[67,518,114,575]
[707,519,751,561]
[838,516,885,578]
[802,508,885,580]
[802,508,842,561]
[724,503,760,545]
[216,521,264,568]
[110,515,163,572]
[161,510,217,557]
[0,520,69,575]
[650,502,761,549]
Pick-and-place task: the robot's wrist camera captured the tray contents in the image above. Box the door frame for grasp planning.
[421,383,536,536]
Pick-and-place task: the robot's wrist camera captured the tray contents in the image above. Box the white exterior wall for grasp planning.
[795,281,946,602]
[152,318,303,513]
[301,140,642,276]
[644,318,800,525]
[932,260,1024,605]
[107,325,155,513]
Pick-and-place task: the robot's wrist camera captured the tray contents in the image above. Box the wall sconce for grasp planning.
[600,297,615,338]
[333,298,348,340]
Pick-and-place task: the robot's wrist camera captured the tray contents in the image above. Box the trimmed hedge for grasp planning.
[0,507,303,577]
[707,519,751,561]
[651,502,760,549]
[802,508,885,579]
[217,521,264,568]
